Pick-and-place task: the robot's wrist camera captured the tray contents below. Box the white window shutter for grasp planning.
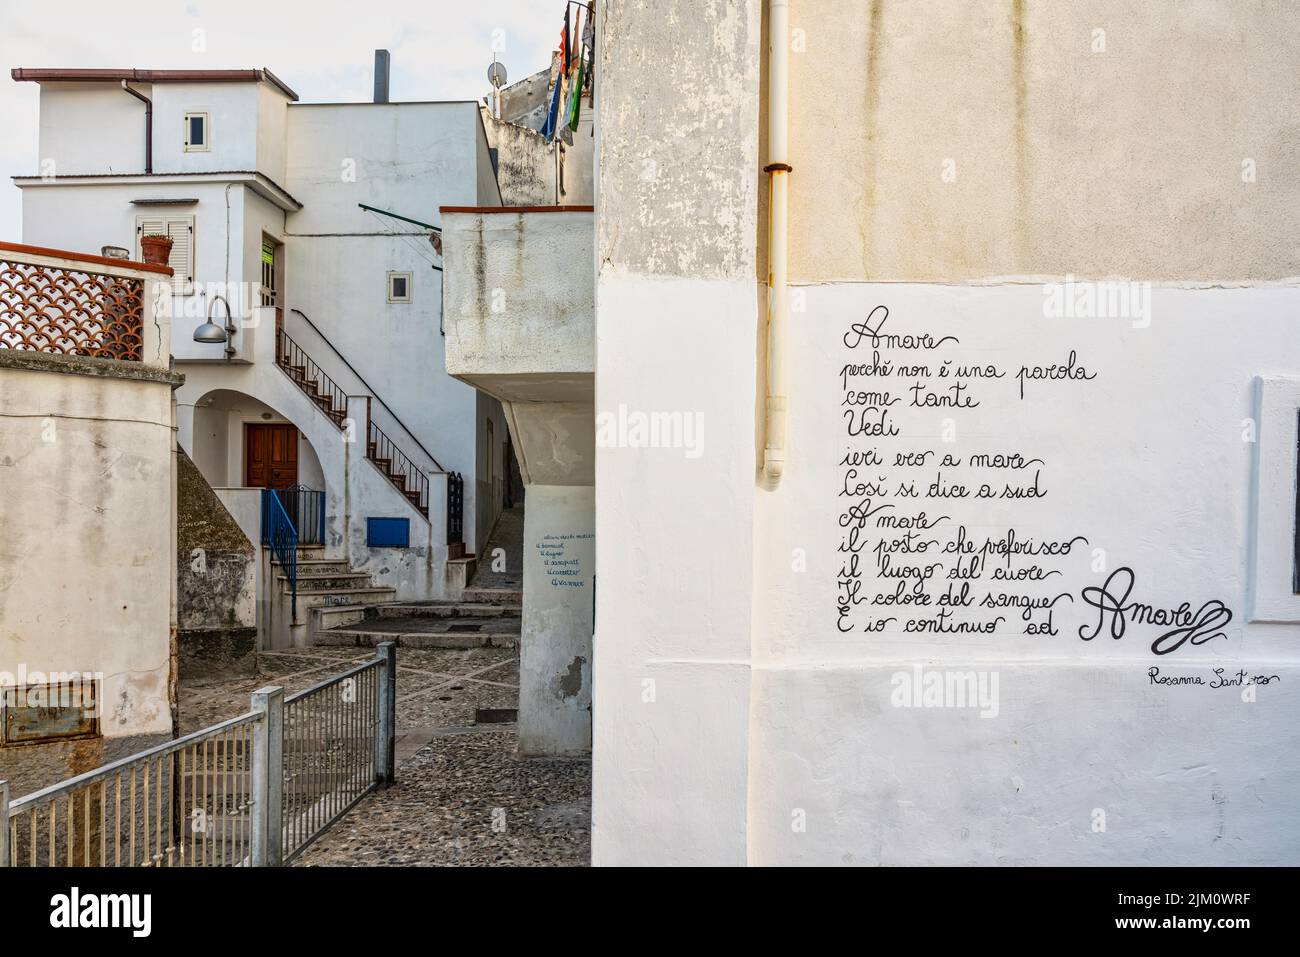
[136,215,194,292]
[136,217,164,259]
[167,217,194,293]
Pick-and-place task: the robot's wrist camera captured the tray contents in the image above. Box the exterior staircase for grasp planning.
[272,544,397,639]
[275,326,432,518]
[311,506,525,649]
[314,591,522,649]
[278,356,347,428]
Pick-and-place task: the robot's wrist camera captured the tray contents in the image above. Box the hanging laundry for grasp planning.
[569,2,595,128]
[565,6,585,131]
[562,6,571,74]
[583,1,596,94]
[540,45,564,141]
[554,58,572,144]
[567,53,585,128]
[571,4,583,66]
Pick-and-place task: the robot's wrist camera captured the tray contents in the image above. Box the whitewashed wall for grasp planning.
[37,83,144,174]
[591,0,1300,867]
[20,179,285,362]
[0,362,176,738]
[519,485,595,755]
[749,282,1300,865]
[285,101,498,549]
[149,83,260,175]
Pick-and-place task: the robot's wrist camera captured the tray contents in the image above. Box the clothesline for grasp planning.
[540,0,595,144]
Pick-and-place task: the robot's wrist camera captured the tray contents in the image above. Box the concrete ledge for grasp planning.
[0,348,185,386]
[445,556,477,594]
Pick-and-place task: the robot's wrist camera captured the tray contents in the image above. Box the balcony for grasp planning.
[441,206,593,486]
[441,206,593,401]
[0,241,173,369]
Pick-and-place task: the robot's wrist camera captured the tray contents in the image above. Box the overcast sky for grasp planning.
[0,0,562,240]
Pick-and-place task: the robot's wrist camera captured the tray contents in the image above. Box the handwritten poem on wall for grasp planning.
[834,305,1233,657]
[538,532,594,588]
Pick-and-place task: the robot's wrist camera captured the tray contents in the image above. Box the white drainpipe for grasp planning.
[763,0,791,480]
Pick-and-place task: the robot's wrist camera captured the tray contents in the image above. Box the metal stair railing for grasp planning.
[290,308,444,471]
[275,328,349,428]
[261,488,299,618]
[273,313,446,526]
[267,485,325,546]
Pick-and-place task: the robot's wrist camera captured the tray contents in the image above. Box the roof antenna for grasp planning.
[487,57,507,119]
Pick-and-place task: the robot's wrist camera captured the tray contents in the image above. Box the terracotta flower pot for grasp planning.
[140,234,173,265]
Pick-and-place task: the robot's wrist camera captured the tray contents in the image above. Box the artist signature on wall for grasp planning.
[1079,567,1234,656]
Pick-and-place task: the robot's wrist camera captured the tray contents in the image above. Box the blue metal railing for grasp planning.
[268,485,325,546]
[261,489,299,618]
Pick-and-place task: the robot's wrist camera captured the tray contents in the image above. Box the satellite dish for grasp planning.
[488,61,507,89]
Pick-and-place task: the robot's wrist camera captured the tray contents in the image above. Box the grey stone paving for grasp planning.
[179,645,590,867]
[295,727,590,867]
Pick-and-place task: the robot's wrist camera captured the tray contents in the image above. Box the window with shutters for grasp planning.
[260,238,279,307]
[136,215,195,292]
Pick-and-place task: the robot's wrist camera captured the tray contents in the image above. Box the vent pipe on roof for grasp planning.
[373,50,390,103]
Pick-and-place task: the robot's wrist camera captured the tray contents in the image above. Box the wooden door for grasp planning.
[245,424,299,489]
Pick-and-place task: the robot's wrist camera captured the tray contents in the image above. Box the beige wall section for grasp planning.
[776,0,1300,281]
[0,354,178,738]
[598,0,761,279]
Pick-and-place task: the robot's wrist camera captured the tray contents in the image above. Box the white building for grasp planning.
[446,0,1300,864]
[585,0,1300,866]
[12,63,511,646]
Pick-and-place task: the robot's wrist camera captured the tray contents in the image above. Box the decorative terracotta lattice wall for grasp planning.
[0,259,145,361]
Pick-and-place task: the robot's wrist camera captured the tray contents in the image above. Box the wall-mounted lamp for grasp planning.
[193,294,237,358]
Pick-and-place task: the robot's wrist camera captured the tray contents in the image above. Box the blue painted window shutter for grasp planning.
[367,517,410,548]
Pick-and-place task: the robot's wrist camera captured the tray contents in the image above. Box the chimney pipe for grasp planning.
[373,50,390,103]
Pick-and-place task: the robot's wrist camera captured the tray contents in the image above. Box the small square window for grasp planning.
[184,113,209,152]
[387,271,412,303]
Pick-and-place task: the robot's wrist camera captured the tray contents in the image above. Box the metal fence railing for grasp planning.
[0,643,396,868]
[447,472,465,548]
[281,652,389,863]
[266,485,325,546]
[275,328,349,427]
[261,488,299,618]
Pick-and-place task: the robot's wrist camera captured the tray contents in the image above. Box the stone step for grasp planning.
[461,587,523,605]
[370,601,522,619]
[277,572,373,592]
[311,603,369,633]
[294,587,397,611]
[273,558,351,574]
[318,615,521,650]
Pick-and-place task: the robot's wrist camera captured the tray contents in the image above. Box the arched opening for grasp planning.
[185,388,326,493]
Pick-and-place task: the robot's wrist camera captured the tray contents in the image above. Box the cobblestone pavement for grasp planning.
[296,727,590,866]
[178,645,590,867]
